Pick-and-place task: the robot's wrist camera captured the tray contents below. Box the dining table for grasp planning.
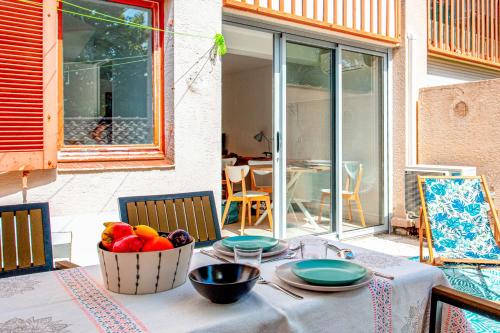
[253,162,331,227]
[0,236,472,333]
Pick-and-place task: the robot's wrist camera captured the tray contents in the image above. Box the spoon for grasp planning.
[327,244,394,280]
[328,243,355,260]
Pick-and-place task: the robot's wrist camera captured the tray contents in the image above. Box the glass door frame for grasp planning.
[335,45,390,239]
[274,33,337,239]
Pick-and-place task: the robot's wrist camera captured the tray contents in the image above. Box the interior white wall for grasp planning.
[222,65,273,157]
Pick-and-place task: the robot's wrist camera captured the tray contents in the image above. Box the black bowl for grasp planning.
[189,263,260,304]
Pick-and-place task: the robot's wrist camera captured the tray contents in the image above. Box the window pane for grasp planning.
[342,50,384,230]
[286,42,332,236]
[63,0,154,145]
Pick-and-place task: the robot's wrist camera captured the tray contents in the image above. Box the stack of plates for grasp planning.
[275,259,373,292]
[213,235,289,258]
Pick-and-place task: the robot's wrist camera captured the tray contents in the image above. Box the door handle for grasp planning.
[276,132,280,153]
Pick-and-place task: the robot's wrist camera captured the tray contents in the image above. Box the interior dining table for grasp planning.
[0,235,472,333]
[253,162,331,227]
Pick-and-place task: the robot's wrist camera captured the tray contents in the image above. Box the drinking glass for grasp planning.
[300,239,328,259]
[234,246,263,268]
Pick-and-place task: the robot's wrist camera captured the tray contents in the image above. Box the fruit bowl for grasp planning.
[189,263,260,304]
[97,234,194,295]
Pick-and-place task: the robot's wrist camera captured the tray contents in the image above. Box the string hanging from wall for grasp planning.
[17,0,227,88]
[18,0,226,55]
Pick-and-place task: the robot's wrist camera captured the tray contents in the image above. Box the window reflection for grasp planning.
[286,42,333,235]
[342,51,384,230]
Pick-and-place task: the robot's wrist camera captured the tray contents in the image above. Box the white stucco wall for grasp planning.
[0,0,222,266]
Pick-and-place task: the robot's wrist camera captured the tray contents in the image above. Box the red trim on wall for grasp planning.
[58,0,166,163]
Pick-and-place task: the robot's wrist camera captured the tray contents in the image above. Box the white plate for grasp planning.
[213,239,289,258]
[275,260,374,292]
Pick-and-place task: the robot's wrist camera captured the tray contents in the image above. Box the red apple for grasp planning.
[112,235,144,253]
[142,236,174,252]
[101,222,134,250]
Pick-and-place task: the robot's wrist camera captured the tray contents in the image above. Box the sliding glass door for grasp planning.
[221,23,388,239]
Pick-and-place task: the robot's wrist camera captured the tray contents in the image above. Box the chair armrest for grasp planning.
[429,285,500,332]
[55,260,80,270]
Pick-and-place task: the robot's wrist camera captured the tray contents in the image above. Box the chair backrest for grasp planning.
[248,160,272,175]
[343,162,363,194]
[225,165,250,197]
[418,176,500,263]
[248,160,272,166]
[0,202,53,277]
[222,157,237,171]
[248,160,272,188]
[353,164,363,195]
[225,165,250,183]
[118,191,221,248]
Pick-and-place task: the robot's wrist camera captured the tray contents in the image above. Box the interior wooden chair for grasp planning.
[418,175,500,266]
[248,160,273,194]
[118,191,221,248]
[221,165,273,235]
[318,164,365,227]
[0,203,54,278]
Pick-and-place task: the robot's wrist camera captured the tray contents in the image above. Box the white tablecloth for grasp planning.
[0,239,472,333]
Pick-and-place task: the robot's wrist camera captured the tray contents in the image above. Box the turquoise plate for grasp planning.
[291,259,367,286]
[221,236,279,252]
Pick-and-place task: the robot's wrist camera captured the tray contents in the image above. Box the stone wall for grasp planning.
[418,78,500,194]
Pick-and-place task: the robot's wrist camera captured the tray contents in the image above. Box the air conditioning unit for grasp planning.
[404,165,476,219]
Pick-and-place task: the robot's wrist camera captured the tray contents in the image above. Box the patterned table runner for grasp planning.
[56,268,148,333]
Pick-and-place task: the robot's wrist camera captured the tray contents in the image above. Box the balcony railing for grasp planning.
[223,0,401,44]
[428,0,500,69]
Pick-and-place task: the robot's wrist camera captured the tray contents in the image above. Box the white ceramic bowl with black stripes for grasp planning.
[97,237,195,295]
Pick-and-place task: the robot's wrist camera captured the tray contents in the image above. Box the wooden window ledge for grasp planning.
[57,159,174,173]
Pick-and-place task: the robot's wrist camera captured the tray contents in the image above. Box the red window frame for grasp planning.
[57,0,166,164]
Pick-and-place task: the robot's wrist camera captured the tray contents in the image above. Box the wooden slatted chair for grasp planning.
[0,203,54,278]
[118,191,221,248]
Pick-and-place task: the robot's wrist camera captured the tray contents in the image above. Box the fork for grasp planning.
[200,249,232,263]
[261,251,297,263]
[257,277,303,300]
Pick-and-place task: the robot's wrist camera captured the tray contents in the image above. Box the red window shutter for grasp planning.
[0,0,57,171]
